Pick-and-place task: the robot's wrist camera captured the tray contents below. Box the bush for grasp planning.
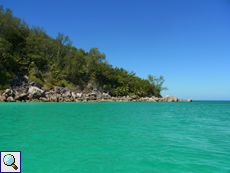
[128,92,139,98]
[30,76,44,86]
[61,80,69,88]
[0,70,13,91]
[56,80,65,87]
[44,82,53,89]
[56,79,73,90]
[0,84,10,91]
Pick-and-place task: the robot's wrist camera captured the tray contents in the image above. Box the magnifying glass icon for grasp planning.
[3,154,18,170]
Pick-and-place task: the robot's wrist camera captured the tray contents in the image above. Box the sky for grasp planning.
[1,0,230,100]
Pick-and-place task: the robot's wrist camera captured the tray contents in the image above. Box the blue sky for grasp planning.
[1,0,230,100]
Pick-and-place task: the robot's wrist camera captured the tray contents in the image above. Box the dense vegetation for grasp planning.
[0,6,167,97]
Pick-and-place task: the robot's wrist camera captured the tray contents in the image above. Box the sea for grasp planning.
[0,101,230,173]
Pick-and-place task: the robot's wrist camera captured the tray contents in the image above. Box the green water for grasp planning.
[0,102,230,172]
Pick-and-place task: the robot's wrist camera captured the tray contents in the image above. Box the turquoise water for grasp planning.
[0,102,230,173]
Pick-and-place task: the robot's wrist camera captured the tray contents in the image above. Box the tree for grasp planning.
[148,74,168,97]
[0,6,169,96]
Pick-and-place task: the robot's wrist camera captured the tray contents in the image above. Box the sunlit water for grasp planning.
[0,102,230,173]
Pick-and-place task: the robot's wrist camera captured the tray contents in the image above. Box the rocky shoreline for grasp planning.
[0,74,192,103]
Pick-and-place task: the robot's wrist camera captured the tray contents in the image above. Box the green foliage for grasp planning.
[61,80,69,88]
[128,92,139,98]
[148,74,168,97]
[56,80,66,87]
[44,82,53,89]
[0,6,167,97]
[29,76,44,86]
[0,69,13,90]
[0,83,10,91]
[56,79,72,89]
[29,66,43,79]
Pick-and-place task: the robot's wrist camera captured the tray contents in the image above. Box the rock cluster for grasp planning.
[0,74,192,103]
[0,87,192,103]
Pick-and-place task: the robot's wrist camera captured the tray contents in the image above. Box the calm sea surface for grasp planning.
[0,102,230,173]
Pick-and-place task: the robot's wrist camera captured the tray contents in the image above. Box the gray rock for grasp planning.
[12,85,28,95]
[62,91,71,98]
[54,86,61,94]
[96,93,103,99]
[163,95,178,102]
[14,93,28,101]
[7,96,15,102]
[23,75,29,81]
[96,92,108,99]
[178,99,184,102]
[71,92,76,99]
[87,83,93,90]
[5,89,12,95]
[76,98,83,101]
[90,92,97,97]
[130,96,137,99]
[28,87,45,99]
[45,90,54,96]
[8,72,28,86]
[42,86,50,92]
[102,93,111,99]
[83,96,90,101]
[140,97,149,101]
[76,93,82,98]
[124,97,132,101]
[40,97,49,102]
[185,98,192,102]
[4,89,14,97]
[33,82,42,89]
[163,95,170,101]
[154,98,159,102]
[158,98,164,102]
[90,96,97,100]
[83,94,89,98]
[47,94,60,102]
[0,96,6,102]
[62,87,70,93]
[29,81,35,86]
[169,95,178,102]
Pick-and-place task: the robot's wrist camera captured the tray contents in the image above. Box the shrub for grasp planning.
[61,80,69,88]
[44,82,53,89]
[128,92,139,98]
[56,80,73,90]
[56,80,65,87]
[30,76,44,86]
[0,84,10,91]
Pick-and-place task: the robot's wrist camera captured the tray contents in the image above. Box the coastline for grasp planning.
[0,85,192,103]
[0,75,192,103]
